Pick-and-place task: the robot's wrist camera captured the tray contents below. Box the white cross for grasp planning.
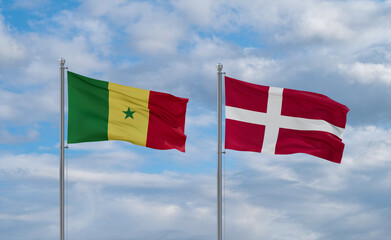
[225,87,345,154]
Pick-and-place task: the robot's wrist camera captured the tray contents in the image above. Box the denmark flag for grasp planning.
[225,76,349,163]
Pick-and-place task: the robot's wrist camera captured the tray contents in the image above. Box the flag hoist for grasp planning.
[216,63,224,240]
[59,58,66,240]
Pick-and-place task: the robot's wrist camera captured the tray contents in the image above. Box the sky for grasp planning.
[1,0,391,239]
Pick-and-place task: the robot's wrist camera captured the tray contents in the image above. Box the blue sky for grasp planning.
[1,0,391,239]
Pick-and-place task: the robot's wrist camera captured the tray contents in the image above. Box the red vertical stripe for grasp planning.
[146,91,188,152]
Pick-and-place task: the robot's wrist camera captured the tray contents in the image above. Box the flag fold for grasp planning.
[225,76,349,163]
[67,71,188,152]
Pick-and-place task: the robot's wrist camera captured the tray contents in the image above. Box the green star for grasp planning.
[123,107,136,119]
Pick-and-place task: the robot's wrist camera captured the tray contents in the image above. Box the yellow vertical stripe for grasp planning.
[107,82,150,146]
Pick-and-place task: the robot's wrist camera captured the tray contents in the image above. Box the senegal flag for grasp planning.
[67,71,188,152]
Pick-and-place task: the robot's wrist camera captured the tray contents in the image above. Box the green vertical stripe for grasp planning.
[67,71,109,143]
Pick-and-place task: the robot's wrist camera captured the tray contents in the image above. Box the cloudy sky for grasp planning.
[1,0,391,239]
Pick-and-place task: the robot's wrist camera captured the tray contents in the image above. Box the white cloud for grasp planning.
[52,10,113,56]
[173,0,216,26]
[25,34,110,80]
[293,2,353,42]
[230,207,322,240]
[127,13,187,56]
[2,1,391,239]
[339,62,391,85]
[63,182,216,240]
[186,111,216,128]
[0,15,25,64]
[343,125,391,168]
[0,209,58,240]
[379,170,391,188]
[0,151,194,189]
[223,55,281,85]
[74,0,189,56]
[67,141,128,152]
[0,153,58,179]
[178,0,390,50]
[2,122,391,240]
[0,129,39,144]
[0,87,57,124]
[0,209,56,223]
[68,170,187,189]
[0,31,110,89]
[172,0,239,30]
[10,0,50,9]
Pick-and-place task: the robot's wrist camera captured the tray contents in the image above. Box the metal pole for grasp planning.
[59,58,65,240]
[217,63,223,240]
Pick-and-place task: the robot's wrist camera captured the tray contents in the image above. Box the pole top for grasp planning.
[59,58,66,66]
[217,63,223,72]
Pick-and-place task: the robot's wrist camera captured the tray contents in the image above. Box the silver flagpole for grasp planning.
[217,63,223,240]
[59,58,66,240]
